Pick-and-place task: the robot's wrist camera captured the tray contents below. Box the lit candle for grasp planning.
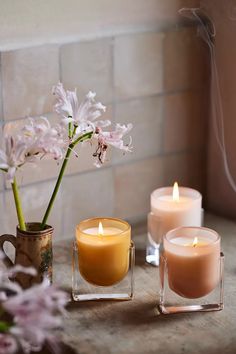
[163,227,221,298]
[150,183,202,243]
[76,218,131,286]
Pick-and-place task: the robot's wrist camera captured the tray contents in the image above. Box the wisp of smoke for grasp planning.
[179,7,236,193]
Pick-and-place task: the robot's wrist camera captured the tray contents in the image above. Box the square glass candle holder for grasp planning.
[158,227,224,314]
[72,218,135,301]
[147,185,204,267]
[146,212,163,266]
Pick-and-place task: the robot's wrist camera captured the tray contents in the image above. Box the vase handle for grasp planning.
[0,234,16,267]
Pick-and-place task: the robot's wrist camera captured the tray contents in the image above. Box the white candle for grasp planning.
[150,183,202,242]
[163,227,221,298]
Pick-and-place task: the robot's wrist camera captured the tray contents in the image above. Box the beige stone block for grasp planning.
[61,39,113,103]
[0,173,3,192]
[0,192,15,258]
[0,121,4,191]
[0,192,8,235]
[163,150,206,193]
[163,91,207,153]
[113,96,163,163]
[114,157,164,220]
[1,45,59,121]
[0,0,200,51]
[114,32,163,99]
[163,27,209,91]
[61,167,114,239]
[9,161,61,188]
[1,180,63,239]
[0,125,5,191]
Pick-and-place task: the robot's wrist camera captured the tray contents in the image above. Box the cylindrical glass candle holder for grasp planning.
[72,217,135,301]
[158,227,224,314]
[147,186,202,267]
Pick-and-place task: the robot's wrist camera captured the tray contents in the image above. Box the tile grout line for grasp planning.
[3,146,206,192]
[0,21,197,53]
[110,35,116,217]
[0,53,6,198]
[159,30,165,155]
[4,87,205,125]
[0,53,4,124]
[112,147,206,169]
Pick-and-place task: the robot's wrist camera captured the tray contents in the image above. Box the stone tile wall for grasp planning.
[0,19,209,239]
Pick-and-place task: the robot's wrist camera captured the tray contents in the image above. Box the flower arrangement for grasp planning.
[0,252,68,354]
[0,83,132,231]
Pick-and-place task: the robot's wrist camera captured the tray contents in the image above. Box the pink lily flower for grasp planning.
[0,117,66,182]
[53,82,110,133]
[93,123,133,166]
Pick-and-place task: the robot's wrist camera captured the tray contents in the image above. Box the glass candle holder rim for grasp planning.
[164,226,220,247]
[76,217,131,236]
[151,186,202,200]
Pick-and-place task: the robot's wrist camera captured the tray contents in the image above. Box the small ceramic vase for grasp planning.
[0,222,53,288]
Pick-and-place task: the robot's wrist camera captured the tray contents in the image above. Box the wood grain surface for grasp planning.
[53,214,236,354]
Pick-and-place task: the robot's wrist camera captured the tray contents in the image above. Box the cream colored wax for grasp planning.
[76,218,131,286]
[150,184,202,243]
[163,227,221,299]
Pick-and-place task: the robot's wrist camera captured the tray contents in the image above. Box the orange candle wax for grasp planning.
[76,218,131,286]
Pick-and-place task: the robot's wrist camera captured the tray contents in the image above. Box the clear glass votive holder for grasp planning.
[146,206,205,268]
[158,227,224,314]
[72,217,135,301]
[146,212,163,266]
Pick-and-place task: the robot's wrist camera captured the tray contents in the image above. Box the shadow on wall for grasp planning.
[201,0,236,219]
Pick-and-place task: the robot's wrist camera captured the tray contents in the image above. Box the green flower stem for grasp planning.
[40,131,93,230]
[11,177,26,231]
[72,124,78,137]
[0,320,11,333]
[68,122,72,139]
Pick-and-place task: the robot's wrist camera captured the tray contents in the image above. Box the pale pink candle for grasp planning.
[151,184,202,243]
[163,227,221,299]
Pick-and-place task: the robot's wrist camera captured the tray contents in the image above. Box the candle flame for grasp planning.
[98,222,104,235]
[192,237,198,247]
[173,182,179,201]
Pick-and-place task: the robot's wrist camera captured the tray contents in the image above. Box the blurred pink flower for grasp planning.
[0,252,67,354]
[3,278,68,353]
[7,265,37,280]
[4,277,68,317]
[0,334,17,354]
[0,252,37,298]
